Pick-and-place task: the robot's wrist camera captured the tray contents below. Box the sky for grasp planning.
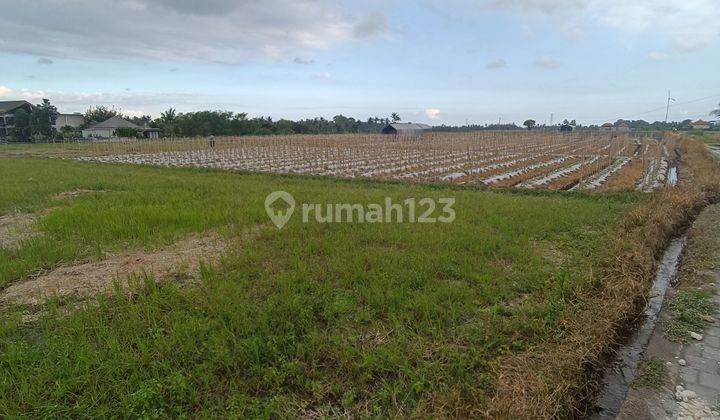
[0,0,718,125]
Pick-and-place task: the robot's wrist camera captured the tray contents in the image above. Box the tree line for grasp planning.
[6,99,720,142]
[56,106,404,140]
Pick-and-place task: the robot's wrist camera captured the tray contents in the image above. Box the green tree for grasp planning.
[58,125,80,140]
[115,127,140,138]
[10,108,31,141]
[84,106,121,127]
[158,108,178,137]
[391,113,401,123]
[127,115,152,126]
[30,99,58,140]
[523,119,536,130]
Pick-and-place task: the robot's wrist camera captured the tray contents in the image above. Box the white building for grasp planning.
[82,116,161,139]
[53,113,84,130]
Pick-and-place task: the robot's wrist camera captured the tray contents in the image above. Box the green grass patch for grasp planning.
[0,157,634,416]
[689,130,720,144]
[631,357,667,390]
[665,290,718,342]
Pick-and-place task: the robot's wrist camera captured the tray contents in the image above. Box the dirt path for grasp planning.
[616,204,720,419]
[0,232,226,307]
[0,212,37,249]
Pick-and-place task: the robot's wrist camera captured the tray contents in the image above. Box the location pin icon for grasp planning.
[265,191,295,229]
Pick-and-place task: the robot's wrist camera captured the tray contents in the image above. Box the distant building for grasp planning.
[692,119,710,130]
[600,122,631,132]
[0,100,35,140]
[617,122,631,132]
[600,122,614,132]
[82,116,161,139]
[54,113,84,130]
[381,123,431,137]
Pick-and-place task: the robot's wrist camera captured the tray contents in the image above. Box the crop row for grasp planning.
[78,132,674,192]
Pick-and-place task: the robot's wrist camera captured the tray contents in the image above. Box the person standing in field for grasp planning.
[208,135,215,148]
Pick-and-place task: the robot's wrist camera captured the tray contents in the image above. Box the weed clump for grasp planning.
[665,290,718,342]
[631,358,667,389]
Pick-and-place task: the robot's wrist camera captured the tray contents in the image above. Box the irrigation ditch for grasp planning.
[489,134,720,418]
[589,235,687,418]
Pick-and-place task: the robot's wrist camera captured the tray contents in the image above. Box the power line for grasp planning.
[665,90,675,123]
[592,92,720,125]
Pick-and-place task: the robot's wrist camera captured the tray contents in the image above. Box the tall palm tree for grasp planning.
[159,108,177,137]
[711,102,720,118]
[160,108,177,123]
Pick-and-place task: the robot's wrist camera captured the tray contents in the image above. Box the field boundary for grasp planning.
[489,133,720,418]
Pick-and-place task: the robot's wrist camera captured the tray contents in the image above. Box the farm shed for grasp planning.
[0,100,35,139]
[381,123,431,137]
[82,116,160,139]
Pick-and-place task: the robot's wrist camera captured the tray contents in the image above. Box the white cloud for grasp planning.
[425,108,441,119]
[486,58,506,69]
[0,1,390,64]
[535,56,560,69]
[488,0,588,14]
[647,51,670,61]
[560,24,585,40]
[352,12,390,38]
[312,72,334,82]
[598,1,719,52]
[486,0,720,54]
[0,86,213,115]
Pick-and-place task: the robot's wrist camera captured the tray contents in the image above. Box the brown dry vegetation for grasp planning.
[598,158,644,192]
[6,131,667,192]
[0,212,37,249]
[492,157,580,188]
[489,133,720,418]
[545,158,606,190]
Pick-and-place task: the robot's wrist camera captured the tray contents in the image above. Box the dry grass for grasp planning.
[0,212,38,249]
[598,158,645,192]
[489,133,720,418]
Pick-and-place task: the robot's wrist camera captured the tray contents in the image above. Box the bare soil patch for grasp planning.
[0,212,37,249]
[53,189,107,200]
[532,239,567,265]
[1,232,225,306]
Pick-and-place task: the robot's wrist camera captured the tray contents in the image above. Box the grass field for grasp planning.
[0,157,634,417]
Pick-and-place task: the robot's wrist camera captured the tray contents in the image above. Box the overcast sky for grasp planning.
[1,0,718,125]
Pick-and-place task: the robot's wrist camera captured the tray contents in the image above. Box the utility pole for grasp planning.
[665,90,675,123]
